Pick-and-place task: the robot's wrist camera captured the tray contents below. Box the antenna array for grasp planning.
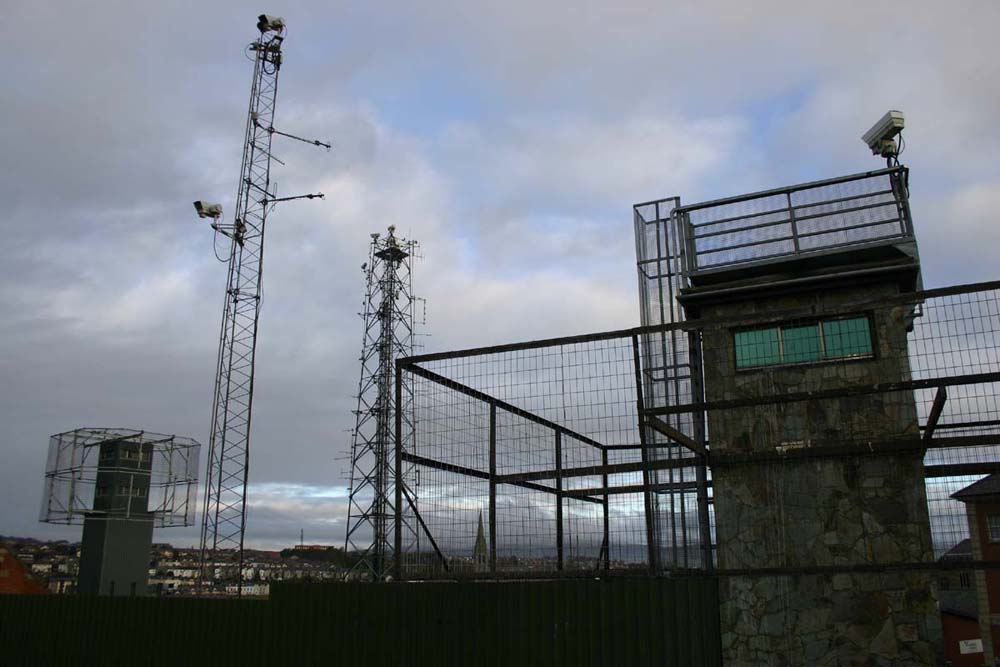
[344,226,421,579]
[196,15,327,595]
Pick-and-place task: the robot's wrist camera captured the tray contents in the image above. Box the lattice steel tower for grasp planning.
[345,226,420,580]
[195,14,327,593]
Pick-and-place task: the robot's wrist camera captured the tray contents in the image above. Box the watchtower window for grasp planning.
[822,317,874,359]
[735,316,874,369]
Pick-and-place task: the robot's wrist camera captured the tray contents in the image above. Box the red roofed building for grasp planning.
[0,543,47,595]
[953,474,1000,664]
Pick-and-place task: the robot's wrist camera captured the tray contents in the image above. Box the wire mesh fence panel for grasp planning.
[925,474,982,558]
[606,492,651,569]
[396,281,1000,580]
[494,410,558,573]
[494,486,558,574]
[400,466,489,577]
[635,197,684,328]
[908,286,1000,556]
[639,327,706,570]
[399,335,659,578]
[398,372,490,578]
[562,496,605,571]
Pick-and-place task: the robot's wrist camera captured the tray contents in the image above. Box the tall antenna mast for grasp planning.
[345,226,420,580]
[195,14,328,596]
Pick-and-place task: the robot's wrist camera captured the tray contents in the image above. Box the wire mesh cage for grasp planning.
[40,428,201,527]
[397,335,655,579]
[393,281,1000,579]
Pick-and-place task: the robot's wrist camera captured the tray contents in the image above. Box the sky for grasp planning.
[2,1,999,551]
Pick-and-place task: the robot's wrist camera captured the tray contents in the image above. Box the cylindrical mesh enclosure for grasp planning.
[40,427,200,527]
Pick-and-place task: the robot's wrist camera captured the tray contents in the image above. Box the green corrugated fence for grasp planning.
[0,577,721,666]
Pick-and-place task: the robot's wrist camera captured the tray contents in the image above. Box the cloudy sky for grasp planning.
[2,1,999,550]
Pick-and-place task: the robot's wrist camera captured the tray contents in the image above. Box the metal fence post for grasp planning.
[602,447,610,570]
[894,168,915,237]
[555,430,563,571]
[393,363,403,580]
[632,334,659,573]
[688,330,714,571]
[489,404,497,574]
[677,211,697,278]
[787,191,800,252]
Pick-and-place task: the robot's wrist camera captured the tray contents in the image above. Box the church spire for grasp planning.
[473,510,488,572]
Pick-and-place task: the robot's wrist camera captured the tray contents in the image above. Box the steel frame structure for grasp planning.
[198,21,284,591]
[630,166,919,571]
[345,227,420,579]
[392,279,1000,580]
[634,195,711,571]
[41,428,201,527]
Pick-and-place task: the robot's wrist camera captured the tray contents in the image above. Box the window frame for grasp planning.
[987,513,1000,542]
[733,313,876,371]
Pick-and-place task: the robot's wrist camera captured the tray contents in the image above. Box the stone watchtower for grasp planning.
[78,438,155,596]
[675,168,941,663]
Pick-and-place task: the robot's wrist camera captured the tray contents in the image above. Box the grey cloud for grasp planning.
[3,1,998,551]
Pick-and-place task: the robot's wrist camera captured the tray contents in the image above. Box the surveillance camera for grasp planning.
[194,201,223,219]
[257,14,285,33]
[862,110,905,157]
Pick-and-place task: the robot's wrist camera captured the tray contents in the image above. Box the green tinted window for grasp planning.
[782,324,822,364]
[735,328,780,368]
[823,317,873,359]
[734,315,873,369]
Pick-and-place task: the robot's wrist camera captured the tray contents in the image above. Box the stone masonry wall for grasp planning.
[697,283,942,665]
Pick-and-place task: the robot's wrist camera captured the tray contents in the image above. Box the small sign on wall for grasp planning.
[959,638,983,654]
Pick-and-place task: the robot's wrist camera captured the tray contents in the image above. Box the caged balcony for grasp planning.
[674,167,919,290]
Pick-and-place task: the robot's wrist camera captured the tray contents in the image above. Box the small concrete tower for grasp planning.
[41,429,200,597]
[78,438,155,596]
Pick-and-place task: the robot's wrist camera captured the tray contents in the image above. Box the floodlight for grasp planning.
[862,110,905,158]
[194,201,223,219]
[257,14,286,33]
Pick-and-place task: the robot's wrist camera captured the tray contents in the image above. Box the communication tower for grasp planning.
[194,14,328,594]
[345,226,421,579]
